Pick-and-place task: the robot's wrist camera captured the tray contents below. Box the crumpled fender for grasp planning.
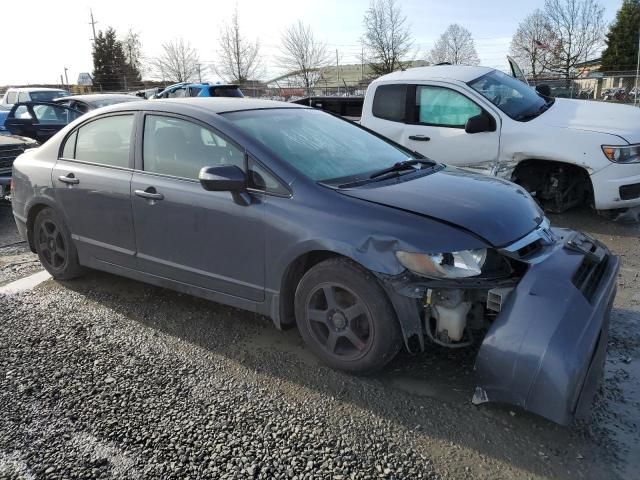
[473,235,619,424]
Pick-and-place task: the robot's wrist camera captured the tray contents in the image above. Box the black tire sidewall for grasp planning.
[34,208,82,280]
[294,258,402,374]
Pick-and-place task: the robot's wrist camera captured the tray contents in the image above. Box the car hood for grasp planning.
[0,133,38,146]
[339,166,544,247]
[534,98,640,143]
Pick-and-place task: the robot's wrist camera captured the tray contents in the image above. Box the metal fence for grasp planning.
[529,71,640,105]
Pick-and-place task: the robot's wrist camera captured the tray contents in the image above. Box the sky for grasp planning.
[0,0,625,86]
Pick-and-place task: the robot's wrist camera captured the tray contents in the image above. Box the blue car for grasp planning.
[152,82,243,99]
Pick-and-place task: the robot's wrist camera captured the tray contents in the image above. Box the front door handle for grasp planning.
[408,135,431,142]
[135,188,164,200]
[58,173,79,184]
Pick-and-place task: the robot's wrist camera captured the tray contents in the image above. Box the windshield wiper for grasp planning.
[368,159,433,180]
[516,101,553,121]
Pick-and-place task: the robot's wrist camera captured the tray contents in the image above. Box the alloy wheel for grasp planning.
[37,219,67,270]
[305,283,374,360]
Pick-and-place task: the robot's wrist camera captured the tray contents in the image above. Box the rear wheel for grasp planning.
[294,258,402,374]
[33,208,83,280]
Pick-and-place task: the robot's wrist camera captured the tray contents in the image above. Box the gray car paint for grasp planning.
[11,98,619,425]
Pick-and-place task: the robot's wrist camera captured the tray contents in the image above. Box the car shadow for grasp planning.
[57,269,635,480]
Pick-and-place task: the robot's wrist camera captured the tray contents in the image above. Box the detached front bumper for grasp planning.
[474,230,619,424]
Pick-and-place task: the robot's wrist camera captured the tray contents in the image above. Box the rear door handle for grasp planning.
[58,174,79,184]
[135,188,164,200]
[408,135,430,142]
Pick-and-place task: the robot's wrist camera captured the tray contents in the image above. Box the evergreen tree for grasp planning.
[600,0,640,71]
[92,27,142,91]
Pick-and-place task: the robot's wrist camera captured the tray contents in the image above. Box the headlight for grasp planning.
[396,249,487,279]
[602,144,640,164]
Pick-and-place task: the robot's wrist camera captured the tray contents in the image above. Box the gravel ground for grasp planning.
[0,205,639,480]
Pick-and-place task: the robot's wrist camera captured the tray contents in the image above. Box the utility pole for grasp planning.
[89,9,98,44]
[336,49,339,94]
[60,75,64,88]
[64,67,69,90]
[635,26,640,107]
[197,64,202,83]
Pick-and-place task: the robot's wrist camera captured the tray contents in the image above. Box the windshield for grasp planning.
[223,108,415,183]
[30,90,69,102]
[468,70,550,121]
[91,96,137,108]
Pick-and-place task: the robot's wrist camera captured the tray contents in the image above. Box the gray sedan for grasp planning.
[10,98,618,425]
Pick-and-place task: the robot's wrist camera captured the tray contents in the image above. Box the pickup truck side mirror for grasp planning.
[465,113,494,134]
[535,84,552,97]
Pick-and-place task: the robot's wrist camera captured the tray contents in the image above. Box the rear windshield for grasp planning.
[91,96,137,108]
[30,90,69,102]
[209,86,244,98]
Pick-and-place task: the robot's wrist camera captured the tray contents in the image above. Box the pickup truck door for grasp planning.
[401,84,501,174]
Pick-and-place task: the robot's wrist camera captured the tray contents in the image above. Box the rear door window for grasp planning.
[142,115,245,179]
[17,92,30,103]
[73,115,134,168]
[372,84,407,122]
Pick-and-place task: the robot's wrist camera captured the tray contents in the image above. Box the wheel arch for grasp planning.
[276,247,422,354]
[511,158,594,211]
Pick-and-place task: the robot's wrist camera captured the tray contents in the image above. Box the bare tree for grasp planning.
[122,29,142,71]
[361,0,413,75]
[509,10,558,82]
[541,0,605,82]
[277,21,331,95]
[151,38,200,83]
[428,24,480,66]
[215,6,263,84]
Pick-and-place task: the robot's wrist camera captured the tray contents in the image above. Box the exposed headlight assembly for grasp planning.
[602,144,640,164]
[396,249,487,279]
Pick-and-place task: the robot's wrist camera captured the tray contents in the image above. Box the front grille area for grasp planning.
[620,183,640,200]
[515,239,544,259]
[0,145,24,174]
[572,254,609,303]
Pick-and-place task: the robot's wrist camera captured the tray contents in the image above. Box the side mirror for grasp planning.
[465,113,494,134]
[199,165,246,192]
[535,84,552,97]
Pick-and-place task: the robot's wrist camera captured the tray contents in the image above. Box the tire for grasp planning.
[33,207,84,280]
[294,258,402,374]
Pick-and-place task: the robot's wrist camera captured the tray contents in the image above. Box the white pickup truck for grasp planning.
[306,63,640,220]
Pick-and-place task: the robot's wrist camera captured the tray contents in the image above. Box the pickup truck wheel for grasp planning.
[34,208,83,280]
[294,258,402,374]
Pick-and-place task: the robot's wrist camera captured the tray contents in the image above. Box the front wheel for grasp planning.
[33,207,84,280]
[294,258,402,374]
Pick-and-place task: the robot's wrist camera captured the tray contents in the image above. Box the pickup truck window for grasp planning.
[372,84,407,122]
[6,92,17,104]
[416,86,481,127]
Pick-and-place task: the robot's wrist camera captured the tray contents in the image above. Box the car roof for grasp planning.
[372,65,495,84]
[54,94,136,104]
[107,97,307,114]
[6,87,69,92]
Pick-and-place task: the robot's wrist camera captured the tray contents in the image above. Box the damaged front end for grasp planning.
[378,220,619,425]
